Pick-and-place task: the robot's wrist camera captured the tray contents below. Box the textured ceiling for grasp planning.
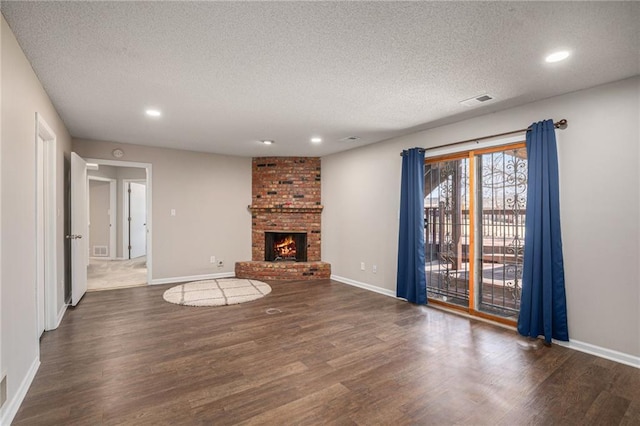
[2,1,639,157]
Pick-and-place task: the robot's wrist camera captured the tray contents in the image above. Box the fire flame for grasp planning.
[275,235,297,257]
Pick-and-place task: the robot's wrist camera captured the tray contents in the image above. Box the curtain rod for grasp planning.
[400,119,568,156]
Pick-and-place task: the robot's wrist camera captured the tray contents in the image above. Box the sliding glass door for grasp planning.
[424,143,527,323]
[424,156,470,307]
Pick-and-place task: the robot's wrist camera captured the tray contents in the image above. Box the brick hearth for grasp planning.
[235,261,330,281]
[235,157,331,280]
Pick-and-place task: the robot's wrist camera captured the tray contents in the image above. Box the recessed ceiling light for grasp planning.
[545,50,570,63]
[261,140,274,145]
[311,137,322,143]
[145,109,162,117]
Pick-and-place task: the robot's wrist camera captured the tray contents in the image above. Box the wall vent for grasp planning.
[339,136,360,142]
[92,245,108,257]
[459,94,495,107]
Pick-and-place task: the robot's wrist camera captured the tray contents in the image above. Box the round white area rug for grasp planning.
[163,278,271,307]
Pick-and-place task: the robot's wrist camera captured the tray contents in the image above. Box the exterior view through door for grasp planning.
[425,143,527,323]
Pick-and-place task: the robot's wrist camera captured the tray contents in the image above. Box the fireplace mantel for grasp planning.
[248,205,323,214]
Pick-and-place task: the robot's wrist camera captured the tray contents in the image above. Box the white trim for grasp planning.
[109,179,116,259]
[121,179,146,260]
[554,339,640,369]
[122,181,127,259]
[84,158,152,285]
[83,158,152,169]
[0,51,2,402]
[150,272,235,286]
[0,357,40,426]
[35,113,58,332]
[55,304,68,329]
[36,133,45,336]
[86,175,112,182]
[330,275,396,298]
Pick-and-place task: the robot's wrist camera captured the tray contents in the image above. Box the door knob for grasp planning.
[65,234,83,239]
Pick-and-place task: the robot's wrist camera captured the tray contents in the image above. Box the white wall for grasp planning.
[1,16,72,423]
[89,180,111,255]
[73,139,252,282]
[323,77,640,360]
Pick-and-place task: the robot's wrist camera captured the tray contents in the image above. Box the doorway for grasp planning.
[425,142,527,323]
[35,113,58,333]
[123,180,147,259]
[82,159,152,291]
[88,176,116,259]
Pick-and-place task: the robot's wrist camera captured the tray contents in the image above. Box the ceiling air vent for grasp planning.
[339,136,360,142]
[459,94,495,107]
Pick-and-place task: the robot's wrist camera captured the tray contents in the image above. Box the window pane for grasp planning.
[475,148,527,319]
[424,158,470,307]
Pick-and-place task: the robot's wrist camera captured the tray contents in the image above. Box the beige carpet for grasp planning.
[163,278,271,307]
[87,256,147,291]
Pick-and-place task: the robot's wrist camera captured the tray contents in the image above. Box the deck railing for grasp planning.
[424,207,526,244]
[424,206,524,316]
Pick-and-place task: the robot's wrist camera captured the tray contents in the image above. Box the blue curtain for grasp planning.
[518,120,569,343]
[397,148,427,304]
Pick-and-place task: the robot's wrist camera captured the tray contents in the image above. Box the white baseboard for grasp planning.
[149,272,235,286]
[55,304,68,329]
[330,275,639,369]
[554,338,640,369]
[0,357,40,426]
[330,275,396,298]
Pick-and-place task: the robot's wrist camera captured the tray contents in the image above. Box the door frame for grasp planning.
[122,179,146,260]
[35,113,58,331]
[85,158,152,284]
[424,137,527,326]
[88,176,117,259]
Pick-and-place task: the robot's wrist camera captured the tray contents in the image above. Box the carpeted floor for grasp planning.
[87,256,147,291]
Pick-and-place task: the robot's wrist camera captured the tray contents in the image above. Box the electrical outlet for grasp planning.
[217,260,224,267]
[360,262,365,271]
[372,265,377,273]
[210,256,216,264]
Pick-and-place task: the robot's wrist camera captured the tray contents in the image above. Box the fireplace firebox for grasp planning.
[265,232,307,262]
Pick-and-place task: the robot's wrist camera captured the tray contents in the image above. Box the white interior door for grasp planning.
[129,182,146,259]
[70,152,88,306]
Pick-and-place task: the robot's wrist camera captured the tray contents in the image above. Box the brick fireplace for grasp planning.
[235,157,331,280]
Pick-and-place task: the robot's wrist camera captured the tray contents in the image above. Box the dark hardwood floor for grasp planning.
[14,279,640,425]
